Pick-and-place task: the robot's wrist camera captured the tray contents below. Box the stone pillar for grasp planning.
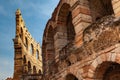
[16,9,26,44]
[16,9,21,37]
[112,0,120,17]
[71,0,92,47]
[13,37,23,80]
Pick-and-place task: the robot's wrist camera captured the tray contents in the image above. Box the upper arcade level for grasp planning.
[13,9,43,80]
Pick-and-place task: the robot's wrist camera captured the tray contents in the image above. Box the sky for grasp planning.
[0,0,59,79]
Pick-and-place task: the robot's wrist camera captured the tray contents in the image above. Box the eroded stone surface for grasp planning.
[13,9,43,80]
[42,0,120,80]
[12,0,120,80]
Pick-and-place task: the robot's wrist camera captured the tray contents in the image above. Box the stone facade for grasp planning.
[42,0,120,80]
[13,9,42,80]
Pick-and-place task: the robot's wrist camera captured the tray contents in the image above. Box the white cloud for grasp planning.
[0,58,14,80]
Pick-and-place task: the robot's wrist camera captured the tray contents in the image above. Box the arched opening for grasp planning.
[65,74,78,80]
[38,69,41,74]
[89,0,114,21]
[20,27,23,40]
[94,62,120,80]
[30,44,34,55]
[58,3,75,43]
[66,12,75,42]
[28,61,32,74]
[33,66,37,74]
[23,55,26,64]
[23,55,27,73]
[25,37,28,49]
[36,50,39,59]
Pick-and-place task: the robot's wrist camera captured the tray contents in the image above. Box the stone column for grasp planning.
[13,36,23,80]
[71,0,92,47]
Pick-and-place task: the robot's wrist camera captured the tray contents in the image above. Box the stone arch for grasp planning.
[89,0,114,21]
[23,55,26,64]
[65,74,78,80]
[55,3,76,46]
[38,69,41,74]
[36,49,39,59]
[88,52,120,80]
[20,27,23,40]
[42,21,55,55]
[55,0,77,20]
[57,3,71,23]
[64,68,83,80]
[33,66,37,74]
[51,0,77,21]
[59,0,76,7]
[30,43,34,55]
[23,55,27,73]
[28,61,32,74]
[25,37,28,49]
[94,62,120,80]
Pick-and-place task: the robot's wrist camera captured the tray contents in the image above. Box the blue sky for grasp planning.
[0,0,59,79]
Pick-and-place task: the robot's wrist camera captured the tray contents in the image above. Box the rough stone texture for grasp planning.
[112,0,120,17]
[13,9,42,80]
[42,0,120,80]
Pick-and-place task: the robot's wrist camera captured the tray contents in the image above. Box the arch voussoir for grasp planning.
[88,52,120,79]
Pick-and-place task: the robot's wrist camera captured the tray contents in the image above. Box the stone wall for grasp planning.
[42,0,120,80]
[13,9,42,80]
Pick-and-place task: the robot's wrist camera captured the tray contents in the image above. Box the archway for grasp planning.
[36,50,39,59]
[57,3,75,43]
[23,55,26,64]
[66,12,75,42]
[89,0,114,21]
[94,62,120,80]
[25,37,28,49]
[38,69,41,74]
[33,66,37,74]
[23,55,27,73]
[30,44,34,55]
[28,61,32,74]
[20,27,23,40]
[65,74,78,80]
